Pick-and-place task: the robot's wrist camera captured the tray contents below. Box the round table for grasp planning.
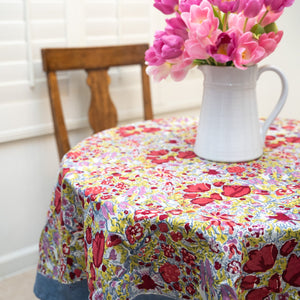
[34,117,300,300]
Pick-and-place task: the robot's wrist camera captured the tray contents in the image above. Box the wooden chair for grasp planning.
[41,44,153,160]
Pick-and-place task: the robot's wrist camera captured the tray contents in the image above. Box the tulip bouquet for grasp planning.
[145,0,294,81]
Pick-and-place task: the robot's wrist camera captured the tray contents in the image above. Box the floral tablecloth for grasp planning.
[34,117,300,300]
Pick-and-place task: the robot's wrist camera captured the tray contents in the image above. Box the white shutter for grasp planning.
[118,0,150,44]
[85,0,118,45]
[0,0,68,142]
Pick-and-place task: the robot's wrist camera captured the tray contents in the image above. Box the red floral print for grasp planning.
[62,244,70,255]
[92,231,105,268]
[147,149,176,164]
[286,136,300,143]
[214,262,222,270]
[248,224,264,238]
[159,262,180,283]
[84,186,106,201]
[268,273,281,293]
[58,167,70,185]
[227,260,241,274]
[148,150,169,156]
[86,226,92,244]
[186,283,196,295]
[191,197,214,206]
[269,212,296,224]
[106,234,122,247]
[282,254,300,287]
[173,282,182,291]
[280,239,298,256]
[90,262,96,281]
[137,275,161,290]
[54,186,61,214]
[170,231,183,242]
[66,151,82,159]
[184,138,195,144]
[142,127,161,133]
[243,244,278,273]
[204,169,220,175]
[159,234,166,242]
[167,209,183,215]
[161,244,175,258]
[159,222,169,232]
[125,223,144,244]
[185,223,191,234]
[265,135,276,141]
[222,185,251,198]
[241,275,260,290]
[152,156,176,164]
[117,126,139,137]
[213,181,224,187]
[184,183,211,193]
[246,287,270,300]
[181,248,196,266]
[265,140,285,148]
[199,211,238,234]
[227,166,246,173]
[210,193,222,200]
[134,209,160,221]
[177,151,196,159]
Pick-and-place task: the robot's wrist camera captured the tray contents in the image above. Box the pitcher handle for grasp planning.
[257,65,288,139]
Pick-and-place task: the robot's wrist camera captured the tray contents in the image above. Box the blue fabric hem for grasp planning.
[33,272,89,300]
[34,272,176,300]
[132,295,176,300]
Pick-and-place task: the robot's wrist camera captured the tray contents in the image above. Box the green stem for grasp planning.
[216,7,222,20]
[243,17,248,33]
[223,12,228,31]
[258,10,269,25]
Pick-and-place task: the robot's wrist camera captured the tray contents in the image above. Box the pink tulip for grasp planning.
[145,29,185,66]
[228,12,256,33]
[181,0,219,40]
[257,8,283,26]
[258,31,283,58]
[264,0,294,13]
[145,31,166,66]
[207,32,237,63]
[233,32,265,69]
[145,47,165,66]
[181,0,220,60]
[170,54,194,81]
[179,0,202,12]
[239,0,264,18]
[146,64,172,81]
[165,16,189,40]
[160,34,185,59]
[184,38,210,59]
[154,0,179,14]
[209,0,240,13]
[146,52,194,82]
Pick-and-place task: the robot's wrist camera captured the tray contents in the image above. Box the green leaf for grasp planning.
[251,24,265,39]
[193,59,208,66]
[226,61,234,67]
[212,6,223,30]
[264,22,278,34]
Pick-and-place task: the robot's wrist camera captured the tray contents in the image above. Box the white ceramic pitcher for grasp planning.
[194,65,288,162]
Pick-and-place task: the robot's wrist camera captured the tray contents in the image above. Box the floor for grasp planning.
[0,268,38,300]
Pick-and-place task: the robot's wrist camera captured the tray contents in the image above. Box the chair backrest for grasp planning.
[41,44,153,160]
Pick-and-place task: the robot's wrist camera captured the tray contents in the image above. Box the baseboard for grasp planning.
[0,244,39,280]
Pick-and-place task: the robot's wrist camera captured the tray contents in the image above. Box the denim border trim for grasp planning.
[33,272,89,300]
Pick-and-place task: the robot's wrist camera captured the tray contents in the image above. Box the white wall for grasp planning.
[0,0,299,279]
